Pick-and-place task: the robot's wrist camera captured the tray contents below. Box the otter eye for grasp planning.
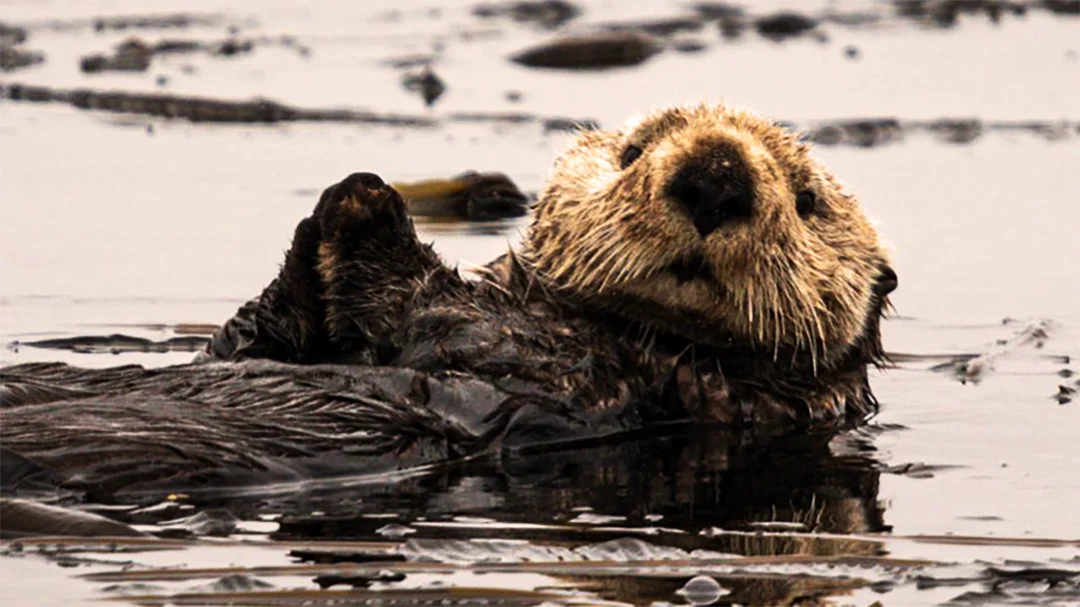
[795,190,816,217]
[620,145,643,169]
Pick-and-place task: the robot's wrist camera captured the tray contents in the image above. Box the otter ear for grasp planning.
[873,265,898,297]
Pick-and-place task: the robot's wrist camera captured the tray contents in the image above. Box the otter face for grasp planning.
[527,104,895,367]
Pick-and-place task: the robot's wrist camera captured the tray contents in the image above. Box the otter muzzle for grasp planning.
[666,142,756,238]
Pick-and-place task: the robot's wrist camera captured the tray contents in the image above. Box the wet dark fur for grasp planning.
[0,172,891,496]
[201,172,890,423]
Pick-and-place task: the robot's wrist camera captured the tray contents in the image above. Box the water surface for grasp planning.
[1,0,1078,605]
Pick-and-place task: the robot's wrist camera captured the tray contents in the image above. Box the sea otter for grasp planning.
[0,103,896,497]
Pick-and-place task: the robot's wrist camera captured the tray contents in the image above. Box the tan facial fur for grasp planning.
[524,103,891,367]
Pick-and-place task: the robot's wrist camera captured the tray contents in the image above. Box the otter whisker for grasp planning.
[772,306,781,362]
[578,237,620,285]
[612,245,650,286]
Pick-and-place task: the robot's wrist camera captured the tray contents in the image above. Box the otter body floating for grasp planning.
[0,104,896,497]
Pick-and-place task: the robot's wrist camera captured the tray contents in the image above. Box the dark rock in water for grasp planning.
[289,548,407,564]
[314,571,406,589]
[823,10,885,27]
[382,53,437,69]
[472,0,581,29]
[842,119,904,147]
[900,0,958,26]
[448,110,534,125]
[807,118,904,148]
[394,171,530,220]
[0,83,600,132]
[0,83,436,126]
[0,45,44,72]
[927,118,983,143]
[0,498,146,538]
[79,53,136,73]
[717,15,749,39]
[0,22,28,46]
[212,37,253,57]
[1039,0,1080,15]
[754,11,820,41]
[804,126,845,146]
[0,23,38,73]
[511,31,660,70]
[893,0,1028,28]
[91,13,222,32]
[17,333,210,354]
[152,39,203,53]
[691,2,746,20]
[80,38,153,73]
[693,2,748,39]
[672,39,709,53]
[601,17,706,37]
[991,119,1075,140]
[402,66,447,107]
[81,36,259,73]
[1055,384,1075,404]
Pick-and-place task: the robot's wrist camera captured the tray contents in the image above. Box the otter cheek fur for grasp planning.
[526,103,894,400]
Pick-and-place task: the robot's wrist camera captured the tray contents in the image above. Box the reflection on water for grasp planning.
[9,420,1071,605]
[2,424,902,606]
[262,425,887,546]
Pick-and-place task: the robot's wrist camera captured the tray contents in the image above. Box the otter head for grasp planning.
[524,103,896,371]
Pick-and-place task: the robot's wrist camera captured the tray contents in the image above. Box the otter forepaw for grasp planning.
[314,172,412,242]
[313,172,444,354]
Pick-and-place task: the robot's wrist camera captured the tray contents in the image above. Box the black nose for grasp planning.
[667,147,755,238]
